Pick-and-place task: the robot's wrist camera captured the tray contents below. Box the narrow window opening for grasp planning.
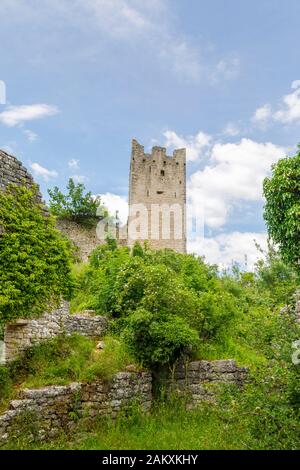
[161,170,165,176]
[157,190,164,195]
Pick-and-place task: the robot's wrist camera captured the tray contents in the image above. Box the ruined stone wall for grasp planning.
[0,371,152,444]
[128,139,186,253]
[0,149,42,202]
[155,360,248,407]
[4,302,108,362]
[55,218,105,262]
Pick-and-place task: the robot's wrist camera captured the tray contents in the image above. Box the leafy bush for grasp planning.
[255,242,299,306]
[72,242,239,367]
[48,178,105,227]
[0,184,74,325]
[122,308,199,368]
[263,148,300,270]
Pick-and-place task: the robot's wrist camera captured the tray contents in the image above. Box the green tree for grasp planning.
[0,184,74,325]
[48,178,105,227]
[263,148,300,270]
[122,308,199,368]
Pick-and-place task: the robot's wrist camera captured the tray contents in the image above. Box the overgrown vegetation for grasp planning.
[1,151,300,449]
[3,387,300,450]
[264,147,300,270]
[0,333,133,411]
[0,184,74,325]
[48,178,106,227]
[71,241,300,370]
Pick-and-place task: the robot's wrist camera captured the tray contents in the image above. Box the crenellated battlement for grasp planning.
[131,139,186,163]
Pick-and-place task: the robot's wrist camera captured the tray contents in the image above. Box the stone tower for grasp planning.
[127,139,186,253]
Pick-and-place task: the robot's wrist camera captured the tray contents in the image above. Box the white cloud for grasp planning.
[274,84,300,124]
[0,1,239,85]
[30,162,58,181]
[253,81,300,126]
[23,129,38,142]
[100,192,128,226]
[163,130,212,162]
[252,104,272,125]
[81,0,158,38]
[70,174,88,184]
[291,80,300,90]
[188,231,268,271]
[0,104,59,127]
[222,122,240,137]
[213,57,240,81]
[188,137,285,228]
[68,159,80,170]
[159,38,203,83]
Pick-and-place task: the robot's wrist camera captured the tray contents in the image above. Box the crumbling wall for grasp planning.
[0,370,152,444]
[156,360,248,407]
[55,218,105,262]
[4,302,108,362]
[0,149,42,202]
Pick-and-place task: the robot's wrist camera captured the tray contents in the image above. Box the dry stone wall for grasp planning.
[4,302,108,362]
[156,360,248,407]
[0,370,152,445]
[0,149,42,202]
[55,218,105,262]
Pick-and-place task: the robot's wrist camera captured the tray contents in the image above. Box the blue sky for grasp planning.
[0,0,300,268]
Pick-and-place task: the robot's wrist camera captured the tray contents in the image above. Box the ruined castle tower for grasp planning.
[127,139,186,253]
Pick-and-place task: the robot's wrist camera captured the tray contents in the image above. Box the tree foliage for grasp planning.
[48,178,105,227]
[72,242,237,367]
[263,148,300,270]
[0,184,74,325]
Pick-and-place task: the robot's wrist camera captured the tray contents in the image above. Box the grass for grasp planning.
[0,334,134,412]
[2,398,253,450]
[196,336,268,369]
[4,382,299,451]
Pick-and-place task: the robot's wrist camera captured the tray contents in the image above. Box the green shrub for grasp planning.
[122,308,199,368]
[0,184,74,325]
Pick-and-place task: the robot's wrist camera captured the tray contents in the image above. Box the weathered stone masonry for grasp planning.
[128,139,187,254]
[156,360,248,407]
[0,359,249,444]
[4,302,108,362]
[55,218,105,262]
[0,371,152,444]
[0,149,42,202]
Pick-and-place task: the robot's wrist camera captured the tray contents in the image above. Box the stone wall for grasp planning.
[55,218,105,262]
[0,149,42,202]
[0,370,152,444]
[155,360,248,407]
[4,302,108,362]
